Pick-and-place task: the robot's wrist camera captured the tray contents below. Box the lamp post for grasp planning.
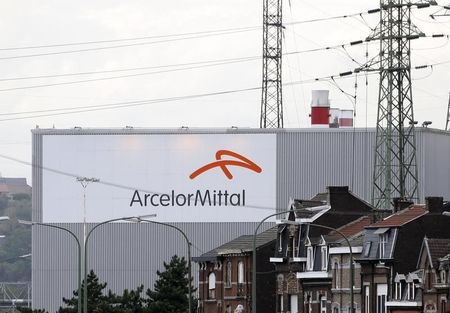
[83,214,156,313]
[252,210,354,313]
[135,217,192,313]
[18,220,82,313]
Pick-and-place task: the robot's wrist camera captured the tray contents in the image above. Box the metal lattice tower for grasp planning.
[260,0,283,128]
[368,0,435,210]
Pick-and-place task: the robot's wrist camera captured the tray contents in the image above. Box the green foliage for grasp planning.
[58,256,196,313]
[145,255,196,313]
[59,270,114,313]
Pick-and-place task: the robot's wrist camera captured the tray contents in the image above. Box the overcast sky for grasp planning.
[0,0,449,182]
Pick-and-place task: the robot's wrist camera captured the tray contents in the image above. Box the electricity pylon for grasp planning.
[364,0,436,210]
[260,0,283,128]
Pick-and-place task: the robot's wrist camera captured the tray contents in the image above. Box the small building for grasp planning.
[193,227,277,313]
[417,237,450,313]
[271,186,376,313]
[357,197,450,313]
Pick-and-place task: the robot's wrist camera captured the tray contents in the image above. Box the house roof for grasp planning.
[192,227,277,262]
[335,216,372,238]
[325,217,371,247]
[366,205,427,228]
[290,199,327,219]
[425,238,450,269]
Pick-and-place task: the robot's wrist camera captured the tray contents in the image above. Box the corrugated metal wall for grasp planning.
[32,128,450,312]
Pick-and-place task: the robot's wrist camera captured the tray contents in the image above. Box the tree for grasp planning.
[58,270,117,313]
[145,255,196,313]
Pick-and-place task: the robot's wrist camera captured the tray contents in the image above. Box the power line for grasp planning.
[0,71,378,122]
[0,56,260,82]
[0,39,378,89]
[0,26,261,51]
[0,28,258,61]
[0,58,259,92]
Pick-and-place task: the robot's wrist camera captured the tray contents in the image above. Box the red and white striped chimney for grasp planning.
[310,90,330,128]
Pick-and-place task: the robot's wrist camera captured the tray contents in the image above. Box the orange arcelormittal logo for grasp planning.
[189,150,262,180]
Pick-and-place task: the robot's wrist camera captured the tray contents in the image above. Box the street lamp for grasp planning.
[83,214,156,313]
[252,209,355,313]
[133,217,193,313]
[18,220,82,313]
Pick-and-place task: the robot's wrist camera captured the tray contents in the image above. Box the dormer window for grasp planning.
[321,246,328,271]
[278,225,286,253]
[394,274,405,300]
[407,282,414,300]
[395,282,401,300]
[440,270,447,284]
[379,233,387,258]
[374,228,389,259]
[307,245,314,271]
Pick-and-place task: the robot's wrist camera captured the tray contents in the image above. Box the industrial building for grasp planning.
[31,127,450,311]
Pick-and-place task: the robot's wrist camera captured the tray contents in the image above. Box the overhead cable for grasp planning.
[0,71,379,122]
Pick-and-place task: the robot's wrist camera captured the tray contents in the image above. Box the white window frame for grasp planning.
[395,282,401,300]
[321,246,328,271]
[376,284,387,313]
[334,261,340,289]
[226,261,232,287]
[379,233,387,258]
[238,261,245,284]
[365,286,370,313]
[307,246,314,271]
[320,296,327,313]
[208,272,216,299]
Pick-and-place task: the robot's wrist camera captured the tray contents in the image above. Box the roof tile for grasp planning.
[367,205,427,228]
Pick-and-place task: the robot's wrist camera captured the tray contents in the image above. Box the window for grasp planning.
[278,225,286,252]
[238,261,244,283]
[363,242,372,258]
[224,261,232,287]
[365,286,370,313]
[376,284,387,313]
[440,270,447,284]
[278,294,284,312]
[320,296,327,313]
[441,299,446,313]
[292,235,297,258]
[407,282,415,300]
[334,261,340,289]
[307,246,314,271]
[394,282,401,300]
[321,246,328,271]
[333,306,339,313]
[379,234,387,258]
[208,272,216,299]
[289,295,298,313]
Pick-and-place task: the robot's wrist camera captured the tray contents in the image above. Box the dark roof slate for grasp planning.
[193,227,277,262]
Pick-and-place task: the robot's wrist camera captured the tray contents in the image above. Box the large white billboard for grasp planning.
[42,133,276,222]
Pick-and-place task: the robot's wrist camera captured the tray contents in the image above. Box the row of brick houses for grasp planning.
[193,186,450,313]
